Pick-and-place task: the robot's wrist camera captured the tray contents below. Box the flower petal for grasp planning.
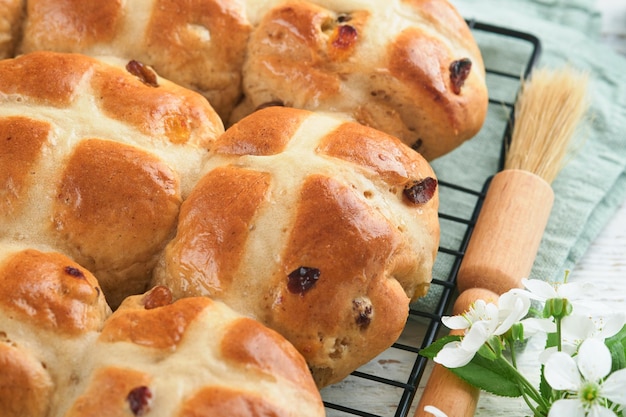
[461,321,491,352]
[539,346,558,364]
[588,404,618,417]
[423,405,449,417]
[562,314,596,341]
[602,368,626,405]
[578,338,611,381]
[434,342,476,368]
[556,281,592,300]
[522,278,558,300]
[467,301,499,327]
[495,293,530,335]
[441,315,470,330]
[545,352,581,390]
[594,313,626,339]
[521,317,556,336]
[548,399,585,417]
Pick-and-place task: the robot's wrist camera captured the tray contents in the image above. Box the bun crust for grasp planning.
[232,0,488,160]
[0,51,224,307]
[153,106,440,386]
[18,0,252,121]
[0,0,22,59]
[0,0,467,399]
[0,245,324,417]
[0,242,110,417]
[14,0,488,160]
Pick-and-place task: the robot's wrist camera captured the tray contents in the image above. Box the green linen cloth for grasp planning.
[414,0,626,311]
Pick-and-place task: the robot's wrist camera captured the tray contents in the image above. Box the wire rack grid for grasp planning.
[320,21,542,417]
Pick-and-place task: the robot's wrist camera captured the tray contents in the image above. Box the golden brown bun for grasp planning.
[13,0,488,159]
[0,51,224,307]
[0,242,111,417]
[232,0,488,160]
[17,0,252,121]
[60,286,325,417]
[0,245,324,417]
[152,106,440,387]
[0,0,23,59]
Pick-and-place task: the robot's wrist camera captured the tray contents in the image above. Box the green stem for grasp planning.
[497,356,550,413]
[556,317,562,352]
[508,337,518,368]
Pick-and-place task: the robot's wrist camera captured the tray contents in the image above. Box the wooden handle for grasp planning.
[414,288,499,417]
[416,170,552,415]
[457,169,554,294]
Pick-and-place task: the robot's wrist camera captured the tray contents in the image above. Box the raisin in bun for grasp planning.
[0,242,110,417]
[0,51,224,308]
[152,106,440,387]
[233,0,488,161]
[58,286,325,417]
[17,0,251,121]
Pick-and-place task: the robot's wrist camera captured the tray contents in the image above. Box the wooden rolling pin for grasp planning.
[415,67,589,417]
[414,288,499,417]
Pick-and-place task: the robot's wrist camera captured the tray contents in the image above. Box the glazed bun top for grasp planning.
[11,0,488,160]
[153,106,440,387]
[234,0,488,160]
[0,51,224,307]
[17,0,252,121]
[0,243,324,417]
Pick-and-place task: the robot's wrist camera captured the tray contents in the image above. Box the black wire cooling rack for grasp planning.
[320,21,542,417]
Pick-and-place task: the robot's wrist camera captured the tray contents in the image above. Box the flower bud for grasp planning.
[510,322,525,342]
[543,298,573,319]
[477,335,503,361]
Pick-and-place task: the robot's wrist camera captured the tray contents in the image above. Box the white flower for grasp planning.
[519,278,587,301]
[539,312,626,363]
[434,292,530,368]
[545,338,626,416]
[514,278,594,315]
[423,405,448,417]
[441,299,499,332]
[567,312,626,342]
[497,291,532,334]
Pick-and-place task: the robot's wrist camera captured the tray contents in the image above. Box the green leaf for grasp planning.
[449,355,524,397]
[539,364,553,402]
[418,335,461,359]
[605,324,626,372]
[477,340,499,361]
[545,332,558,349]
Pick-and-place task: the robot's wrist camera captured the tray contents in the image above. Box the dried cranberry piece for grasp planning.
[126,60,159,88]
[403,177,437,204]
[287,267,321,295]
[127,386,152,416]
[352,298,373,329]
[449,58,472,94]
[143,286,173,310]
[332,24,357,49]
[64,266,85,279]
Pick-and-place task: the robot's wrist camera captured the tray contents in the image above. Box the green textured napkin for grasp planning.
[414,0,626,311]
